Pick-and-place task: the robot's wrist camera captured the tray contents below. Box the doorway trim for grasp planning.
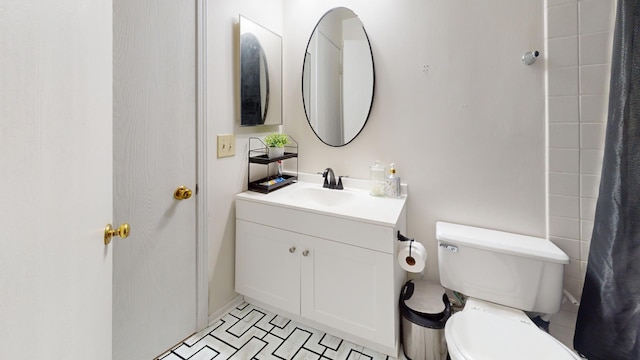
[196,0,209,331]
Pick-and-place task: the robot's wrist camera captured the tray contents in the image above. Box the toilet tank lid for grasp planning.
[436,222,569,264]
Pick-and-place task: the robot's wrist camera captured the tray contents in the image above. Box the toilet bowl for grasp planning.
[445,299,580,360]
[435,222,579,360]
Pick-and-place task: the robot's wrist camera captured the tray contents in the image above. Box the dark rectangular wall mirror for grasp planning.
[239,15,282,126]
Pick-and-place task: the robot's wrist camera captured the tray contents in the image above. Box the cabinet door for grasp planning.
[236,220,300,314]
[301,237,395,347]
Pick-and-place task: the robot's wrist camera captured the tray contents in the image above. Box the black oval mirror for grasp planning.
[302,7,374,146]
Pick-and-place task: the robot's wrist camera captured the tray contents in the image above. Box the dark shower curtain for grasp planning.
[573,1,640,359]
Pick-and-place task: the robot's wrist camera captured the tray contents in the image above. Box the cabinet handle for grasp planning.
[302,250,309,257]
[289,247,296,253]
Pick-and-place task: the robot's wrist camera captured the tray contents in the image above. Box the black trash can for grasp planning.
[400,280,451,360]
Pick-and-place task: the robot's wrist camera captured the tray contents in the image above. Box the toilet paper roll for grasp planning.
[398,240,427,273]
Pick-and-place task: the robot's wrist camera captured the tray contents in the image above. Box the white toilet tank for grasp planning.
[436,222,570,314]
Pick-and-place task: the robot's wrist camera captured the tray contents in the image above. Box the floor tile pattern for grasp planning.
[158,302,405,360]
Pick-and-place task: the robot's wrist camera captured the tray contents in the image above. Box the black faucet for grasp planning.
[319,168,348,190]
[321,168,337,189]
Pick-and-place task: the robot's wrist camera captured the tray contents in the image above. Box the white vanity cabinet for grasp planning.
[235,185,406,357]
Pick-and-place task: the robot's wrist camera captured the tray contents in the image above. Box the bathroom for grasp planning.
[213,0,613,352]
[1,0,618,359]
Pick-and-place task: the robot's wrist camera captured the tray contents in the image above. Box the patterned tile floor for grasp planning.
[158,302,407,360]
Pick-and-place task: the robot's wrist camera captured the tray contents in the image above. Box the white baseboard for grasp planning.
[207,295,245,326]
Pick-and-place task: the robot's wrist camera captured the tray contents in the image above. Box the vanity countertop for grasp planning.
[236,175,407,227]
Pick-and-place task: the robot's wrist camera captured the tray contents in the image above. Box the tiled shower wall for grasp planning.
[546,0,616,346]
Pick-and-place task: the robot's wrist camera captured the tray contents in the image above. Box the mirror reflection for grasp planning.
[240,15,282,126]
[302,7,374,146]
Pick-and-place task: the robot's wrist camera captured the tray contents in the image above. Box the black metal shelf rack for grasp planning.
[247,136,298,193]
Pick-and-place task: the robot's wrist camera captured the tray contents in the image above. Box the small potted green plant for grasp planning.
[264,133,289,159]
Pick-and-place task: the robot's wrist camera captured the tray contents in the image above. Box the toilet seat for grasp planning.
[445,305,581,360]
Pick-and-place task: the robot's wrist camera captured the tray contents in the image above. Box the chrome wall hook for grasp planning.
[522,50,540,65]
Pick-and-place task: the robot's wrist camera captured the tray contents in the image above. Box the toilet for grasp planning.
[435,222,581,360]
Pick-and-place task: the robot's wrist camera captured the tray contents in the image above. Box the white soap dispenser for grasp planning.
[384,163,401,198]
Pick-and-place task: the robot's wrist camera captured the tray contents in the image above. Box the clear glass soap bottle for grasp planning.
[369,160,386,196]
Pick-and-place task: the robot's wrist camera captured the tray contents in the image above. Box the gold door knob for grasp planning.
[174,186,193,200]
[104,223,130,245]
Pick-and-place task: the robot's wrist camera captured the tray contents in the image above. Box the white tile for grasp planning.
[581,239,592,260]
[173,335,231,360]
[300,328,328,355]
[548,0,577,6]
[292,348,322,360]
[212,313,267,349]
[580,123,607,149]
[549,172,579,196]
[323,340,365,360]
[580,197,598,220]
[548,3,579,38]
[273,328,313,359]
[579,0,616,34]
[549,216,581,240]
[230,337,268,360]
[581,260,588,279]
[580,149,604,175]
[359,347,392,360]
[167,302,404,360]
[255,333,285,360]
[580,174,601,198]
[319,334,342,351]
[580,64,611,95]
[564,277,583,300]
[190,346,220,360]
[580,95,608,123]
[183,323,220,346]
[159,353,185,360]
[549,195,581,218]
[551,309,578,328]
[549,149,580,173]
[550,236,581,258]
[580,32,614,65]
[230,302,253,318]
[550,323,576,351]
[549,96,579,123]
[565,257,581,279]
[581,220,594,241]
[548,36,579,68]
[561,299,580,313]
[549,67,579,96]
[549,123,580,149]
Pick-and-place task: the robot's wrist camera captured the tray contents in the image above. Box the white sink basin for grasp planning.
[235,176,407,226]
[290,186,356,207]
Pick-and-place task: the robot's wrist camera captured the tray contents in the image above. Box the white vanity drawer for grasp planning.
[236,199,396,254]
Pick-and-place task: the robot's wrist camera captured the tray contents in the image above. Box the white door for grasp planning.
[113,1,198,359]
[0,1,113,359]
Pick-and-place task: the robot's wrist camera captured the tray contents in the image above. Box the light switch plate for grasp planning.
[217,134,236,158]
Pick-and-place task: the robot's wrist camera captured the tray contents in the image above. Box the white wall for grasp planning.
[546,0,616,348]
[206,0,283,315]
[282,0,546,279]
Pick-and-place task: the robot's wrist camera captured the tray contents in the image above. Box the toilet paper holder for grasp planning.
[397,231,413,243]
[397,231,416,261]
[397,231,423,268]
